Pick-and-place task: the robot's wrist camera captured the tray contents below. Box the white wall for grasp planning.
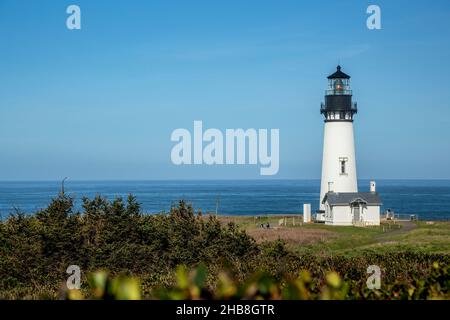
[362,206,380,226]
[325,205,353,225]
[325,204,381,226]
[319,121,358,210]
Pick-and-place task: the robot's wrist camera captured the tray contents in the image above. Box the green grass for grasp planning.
[293,224,386,255]
[364,222,450,254]
[222,216,450,256]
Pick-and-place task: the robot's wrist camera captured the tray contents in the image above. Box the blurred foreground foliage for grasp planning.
[0,193,449,300]
[67,262,449,300]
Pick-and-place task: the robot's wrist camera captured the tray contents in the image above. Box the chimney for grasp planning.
[328,181,334,193]
[370,181,376,193]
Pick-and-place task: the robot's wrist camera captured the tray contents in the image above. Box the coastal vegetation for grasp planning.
[0,193,449,299]
[226,216,450,255]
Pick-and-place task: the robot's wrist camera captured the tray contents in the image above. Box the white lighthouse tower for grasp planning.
[317,66,382,226]
[319,66,358,210]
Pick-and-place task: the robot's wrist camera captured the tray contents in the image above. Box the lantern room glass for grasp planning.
[327,79,352,95]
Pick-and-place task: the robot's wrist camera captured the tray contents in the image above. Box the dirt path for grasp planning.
[377,221,417,243]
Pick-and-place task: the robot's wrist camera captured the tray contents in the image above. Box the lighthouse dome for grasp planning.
[327,65,351,79]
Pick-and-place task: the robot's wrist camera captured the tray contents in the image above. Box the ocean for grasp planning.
[0,180,449,221]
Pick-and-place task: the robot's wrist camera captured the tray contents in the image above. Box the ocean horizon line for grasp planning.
[1,178,450,182]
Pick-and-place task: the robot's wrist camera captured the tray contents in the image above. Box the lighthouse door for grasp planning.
[353,206,360,223]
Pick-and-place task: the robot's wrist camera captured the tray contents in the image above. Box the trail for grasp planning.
[377,221,417,243]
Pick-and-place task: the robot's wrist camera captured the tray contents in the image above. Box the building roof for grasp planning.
[327,65,351,79]
[322,192,382,206]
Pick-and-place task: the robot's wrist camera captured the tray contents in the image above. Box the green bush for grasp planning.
[66,262,449,300]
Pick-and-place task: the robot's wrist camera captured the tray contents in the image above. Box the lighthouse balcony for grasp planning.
[320,102,357,114]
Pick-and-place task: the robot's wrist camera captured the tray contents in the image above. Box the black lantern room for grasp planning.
[320,65,357,122]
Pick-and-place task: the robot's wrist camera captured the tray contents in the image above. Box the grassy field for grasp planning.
[218,216,450,256]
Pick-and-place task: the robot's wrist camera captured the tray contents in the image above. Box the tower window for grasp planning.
[339,157,348,175]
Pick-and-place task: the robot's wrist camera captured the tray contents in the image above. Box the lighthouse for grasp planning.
[317,66,381,226]
[319,65,358,210]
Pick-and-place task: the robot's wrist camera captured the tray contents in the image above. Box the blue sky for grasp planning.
[0,0,450,180]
